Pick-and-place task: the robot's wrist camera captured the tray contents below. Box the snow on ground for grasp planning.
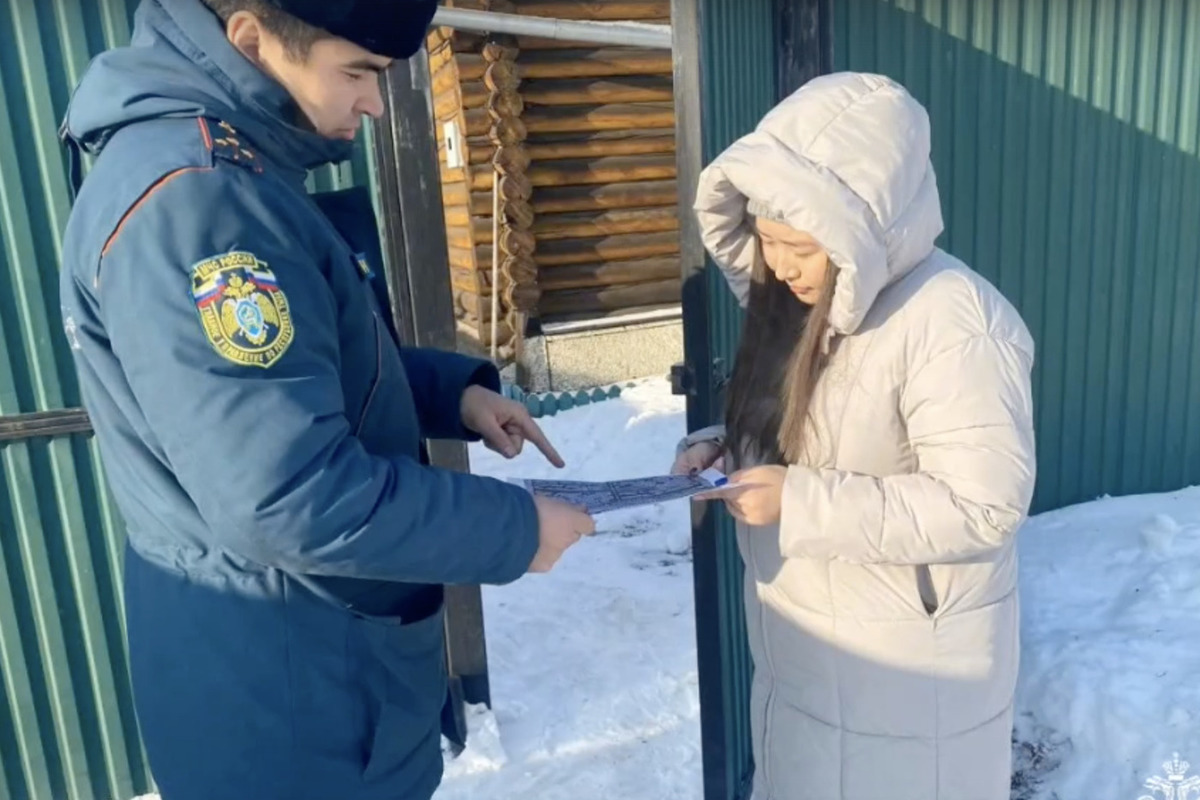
[435,378,701,800]
[1012,491,1200,799]
[134,378,1200,800]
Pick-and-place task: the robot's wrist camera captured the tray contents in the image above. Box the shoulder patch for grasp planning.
[190,251,294,368]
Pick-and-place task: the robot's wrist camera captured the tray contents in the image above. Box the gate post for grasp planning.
[372,52,492,750]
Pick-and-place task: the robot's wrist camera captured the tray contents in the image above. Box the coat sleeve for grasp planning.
[98,167,539,585]
[676,424,727,457]
[398,346,500,441]
[779,334,1036,564]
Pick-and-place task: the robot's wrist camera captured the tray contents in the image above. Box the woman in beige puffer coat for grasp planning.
[675,72,1037,800]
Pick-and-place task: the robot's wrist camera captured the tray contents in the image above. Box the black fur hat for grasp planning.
[269,0,438,59]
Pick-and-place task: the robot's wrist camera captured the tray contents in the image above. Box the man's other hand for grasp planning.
[529,495,595,573]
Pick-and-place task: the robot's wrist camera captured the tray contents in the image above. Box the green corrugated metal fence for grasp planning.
[0,4,145,799]
[832,0,1200,512]
[0,3,374,799]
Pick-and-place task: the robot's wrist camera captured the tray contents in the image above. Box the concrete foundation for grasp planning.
[502,311,683,393]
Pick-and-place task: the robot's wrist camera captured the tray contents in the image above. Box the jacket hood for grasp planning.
[62,0,352,176]
[694,72,944,336]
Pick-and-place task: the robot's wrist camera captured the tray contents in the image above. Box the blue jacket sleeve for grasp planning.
[97,167,539,585]
[398,347,500,441]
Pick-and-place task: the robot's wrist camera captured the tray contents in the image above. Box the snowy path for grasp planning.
[436,380,701,800]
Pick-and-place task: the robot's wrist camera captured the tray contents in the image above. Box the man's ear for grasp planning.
[225,10,265,66]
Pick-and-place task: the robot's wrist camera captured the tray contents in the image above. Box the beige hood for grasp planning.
[694,72,944,336]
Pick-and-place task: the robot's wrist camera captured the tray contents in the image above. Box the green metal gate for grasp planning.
[672,0,784,798]
[0,3,373,799]
[682,1,1200,798]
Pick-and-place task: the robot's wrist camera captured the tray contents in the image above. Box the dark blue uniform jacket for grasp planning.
[58,1,539,798]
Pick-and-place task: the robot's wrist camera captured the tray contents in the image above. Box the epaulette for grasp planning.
[199,118,264,174]
[92,118,265,268]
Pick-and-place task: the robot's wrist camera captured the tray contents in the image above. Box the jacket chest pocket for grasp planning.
[343,245,422,455]
[354,312,421,458]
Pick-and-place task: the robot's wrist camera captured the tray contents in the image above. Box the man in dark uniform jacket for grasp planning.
[58,1,596,797]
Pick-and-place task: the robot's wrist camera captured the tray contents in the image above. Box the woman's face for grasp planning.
[754,218,830,306]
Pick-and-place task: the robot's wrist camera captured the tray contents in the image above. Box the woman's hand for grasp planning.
[671,441,724,476]
[724,465,788,525]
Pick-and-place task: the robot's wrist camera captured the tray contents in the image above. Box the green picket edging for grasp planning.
[501,382,635,419]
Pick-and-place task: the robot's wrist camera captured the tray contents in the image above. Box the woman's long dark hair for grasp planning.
[724,248,838,468]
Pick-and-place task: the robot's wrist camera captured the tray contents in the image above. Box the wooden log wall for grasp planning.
[428,0,681,356]
[429,19,494,346]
